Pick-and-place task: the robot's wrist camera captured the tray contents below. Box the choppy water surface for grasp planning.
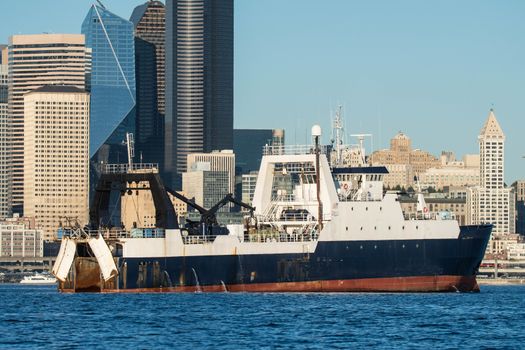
[1,284,524,349]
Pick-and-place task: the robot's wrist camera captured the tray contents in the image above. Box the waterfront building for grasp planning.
[0,219,43,258]
[0,61,10,218]
[513,180,525,235]
[165,0,234,186]
[467,110,515,235]
[82,4,136,177]
[381,164,413,190]
[23,86,89,241]
[419,167,480,190]
[369,132,440,189]
[130,1,166,170]
[182,169,230,210]
[187,150,235,195]
[7,34,89,213]
[241,172,258,206]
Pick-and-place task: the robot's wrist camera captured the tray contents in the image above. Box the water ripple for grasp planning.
[1,285,525,349]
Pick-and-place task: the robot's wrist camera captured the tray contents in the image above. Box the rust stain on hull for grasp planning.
[59,275,479,293]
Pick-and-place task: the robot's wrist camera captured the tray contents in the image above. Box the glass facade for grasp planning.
[233,129,273,175]
[82,4,136,166]
[165,0,234,189]
[130,1,165,172]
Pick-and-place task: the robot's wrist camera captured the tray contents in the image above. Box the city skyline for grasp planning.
[0,0,523,182]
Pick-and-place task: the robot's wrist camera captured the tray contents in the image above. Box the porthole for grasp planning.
[346,226,348,231]
[374,226,377,230]
[388,226,391,230]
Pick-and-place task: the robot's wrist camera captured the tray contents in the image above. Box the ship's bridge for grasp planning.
[252,145,339,232]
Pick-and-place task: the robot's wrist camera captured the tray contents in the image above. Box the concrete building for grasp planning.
[165,0,234,186]
[0,221,43,258]
[419,167,480,190]
[370,132,440,189]
[182,170,229,210]
[187,150,235,195]
[131,1,166,172]
[7,34,89,214]
[23,86,89,241]
[0,61,10,218]
[241,172,258,206]
[467,110,515,235]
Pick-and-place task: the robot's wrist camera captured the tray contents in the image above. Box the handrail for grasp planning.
[102,163,159,174]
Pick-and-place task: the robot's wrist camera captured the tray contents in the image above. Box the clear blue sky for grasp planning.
[1,0,524,182]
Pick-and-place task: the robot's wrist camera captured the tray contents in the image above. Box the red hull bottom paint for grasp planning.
[61,276,480,293]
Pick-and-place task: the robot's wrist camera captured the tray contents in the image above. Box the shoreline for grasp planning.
[478,278,525,285]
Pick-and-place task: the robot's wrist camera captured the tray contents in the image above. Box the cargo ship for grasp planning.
[52,126,491,293]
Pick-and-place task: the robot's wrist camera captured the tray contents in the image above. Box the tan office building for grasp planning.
[0,63,10,218]
[369,132,440,188]
[8,34,90,213]
[23,86,89,240]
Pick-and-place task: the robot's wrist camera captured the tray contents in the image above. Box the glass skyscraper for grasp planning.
[82,4,136,170]
[130,1,165,171]
[165,0,234,189]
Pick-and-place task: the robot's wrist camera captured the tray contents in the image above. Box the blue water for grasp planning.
[1,285,524,349]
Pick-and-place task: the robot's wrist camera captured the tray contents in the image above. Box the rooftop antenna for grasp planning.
[350,134,372,165]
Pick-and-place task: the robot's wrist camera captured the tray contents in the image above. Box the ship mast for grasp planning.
[312,125,323,231]
[124,132,135,171]
[331,105,344,167]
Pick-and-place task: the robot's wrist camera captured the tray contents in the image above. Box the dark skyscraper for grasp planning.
[130,1,166,169]
[165,0,234,189]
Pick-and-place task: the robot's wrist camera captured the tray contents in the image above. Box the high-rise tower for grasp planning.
[467,109,515,235]
[0,52,10,218]
[130,1,166,170]
[82,4,136,189]
[165,0,234,188]
[7,34,89,214]
[82,3,135,158]
[23,86,89,240]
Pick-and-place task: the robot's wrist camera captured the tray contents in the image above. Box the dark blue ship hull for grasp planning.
[64,224,492,293]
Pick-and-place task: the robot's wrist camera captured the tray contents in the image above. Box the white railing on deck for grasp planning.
[102,163,159,174]
[262,145,330,156]
[403,212,456,221]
